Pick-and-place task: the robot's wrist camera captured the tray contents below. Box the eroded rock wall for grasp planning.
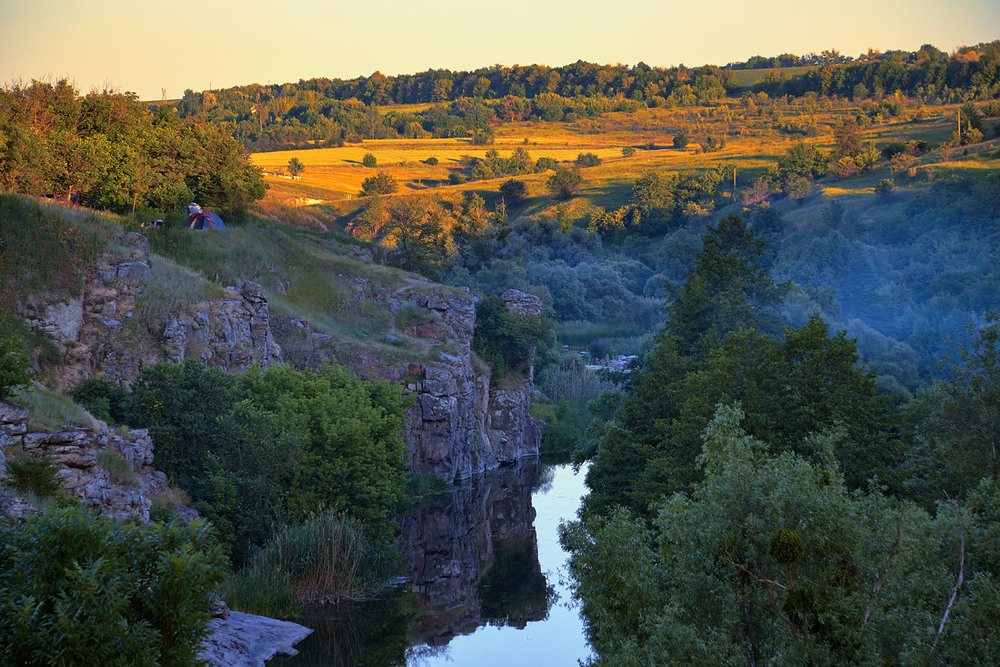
[0,399,169,521]
[17,232,280,388]
[278,285,542,481]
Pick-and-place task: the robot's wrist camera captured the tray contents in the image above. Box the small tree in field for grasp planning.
[499,179,528,205]
[672,128,689,149]
[547,167,582,200]
[287,157,305,178]
[362,153,377,168]
[360,172,397,196]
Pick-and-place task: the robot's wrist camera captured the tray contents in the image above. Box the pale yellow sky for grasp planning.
[1,0,997,101]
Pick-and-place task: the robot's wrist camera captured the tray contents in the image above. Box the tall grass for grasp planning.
[0,195,115,300]
[223,513,393,619]
[130,256,225,326]
[11,386,98,431]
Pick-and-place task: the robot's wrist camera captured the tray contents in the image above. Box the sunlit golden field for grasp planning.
[251,101,995,229]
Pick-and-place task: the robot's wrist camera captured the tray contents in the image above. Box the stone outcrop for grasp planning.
[0,399,168,522]
[197,611,313,666]
[16,227,539,482]
[17,232,280,388]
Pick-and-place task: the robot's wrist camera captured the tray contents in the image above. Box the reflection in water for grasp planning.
[287,458,588,666]
[402,457,546,647]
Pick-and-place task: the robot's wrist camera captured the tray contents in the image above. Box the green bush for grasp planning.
[0,337,30,400]
[473,295,552,377]
[0,505,226,665]
[362,153,377,168]
[5,455,63,497]
[69,377,128,424]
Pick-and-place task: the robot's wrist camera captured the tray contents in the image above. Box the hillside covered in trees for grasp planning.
[2,37,999,663]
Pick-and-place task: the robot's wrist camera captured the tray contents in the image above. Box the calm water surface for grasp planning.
[287,458,593,666]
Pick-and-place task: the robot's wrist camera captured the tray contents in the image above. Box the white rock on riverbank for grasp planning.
[198,611,313,666]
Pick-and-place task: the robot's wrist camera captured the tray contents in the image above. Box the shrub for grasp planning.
[672,128,689,149]
[362,153,377,168]
[575,152,602,168]
[535,157,559,172]
[547,167,583,200]
[69,377,128,424]
[0,506,226,665]
[425,156,439,166]
[5,455,63,497]
[0,338,30,400]
[499,179,528,205]
[473,295,552,377]
[360,172,398,196]
[875,178,896,195]
[622,146,636,157]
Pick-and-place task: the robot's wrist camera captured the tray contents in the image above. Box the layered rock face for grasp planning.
[17,232,280,388]
[404,289,543,481]
[277,286,543,481]
[0,400,169,521]
[16,228,539,482]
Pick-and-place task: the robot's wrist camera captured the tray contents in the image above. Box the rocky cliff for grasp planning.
[17,231,281,389]
[15,228,540,482]
[276,286,543,482]
[0,399,173,522]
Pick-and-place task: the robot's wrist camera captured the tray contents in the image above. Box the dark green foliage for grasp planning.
[0,505,225,666]
[119,359,411,565]
[425,156,439,166]
[122,360,237,488]
[287,157,305,177]
[534,156,559,172]
[672,128,689,148]
[5,455,63,497]
[546,166,582,200]
[905,313,1000,503]
[362,152,377,167]
[575,152,602,168]
[665,214,788,355]
[360,171,398,195]
[0,337,30,400]
[566,406,1000,665]
[588,315,900,516]
[69,377,128,424]
[622,146,636,157]
[499,178,527,205]
[770,528,805,565]
[473,295,552,377]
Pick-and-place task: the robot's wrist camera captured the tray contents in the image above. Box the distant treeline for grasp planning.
[166,42,1000,152]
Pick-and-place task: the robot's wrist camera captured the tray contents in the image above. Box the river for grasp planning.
[285,457,593,666]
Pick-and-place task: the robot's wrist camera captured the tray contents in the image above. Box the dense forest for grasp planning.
[560,215,1000,664]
